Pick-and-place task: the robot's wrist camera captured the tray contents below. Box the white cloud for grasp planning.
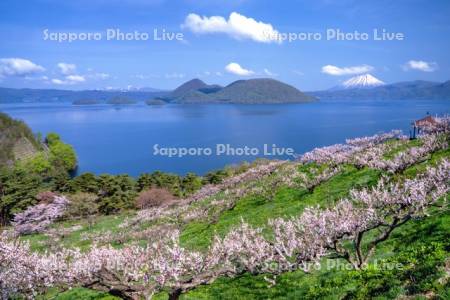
[24,75,49,81]
[88,72,110,80]
[403,60,438,72]
[0,58,45,77]
[53,65,109,84]
[57,62,77,75]
[133,74,160,79]
[263,68,277,76]
[165,72,185,79]
[66,75,85,82]
[225,62,255,76]
[182,12,281,43]
[216,71,223,76]
[321,64,374,76]
[51,74,85,85]
[51,79,65,85]
[292,70,304,76]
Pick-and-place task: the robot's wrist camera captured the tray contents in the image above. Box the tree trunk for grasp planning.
[168,288,183,300]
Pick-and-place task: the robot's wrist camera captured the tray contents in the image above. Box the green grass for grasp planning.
[177,209,450,300]
[180,166,381,250]
[383,138,423,159]
[34,140,449,299]
[38,288,120,300]
[20,213,129,252]
[402,147,450,178]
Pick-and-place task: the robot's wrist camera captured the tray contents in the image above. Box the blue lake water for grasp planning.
[1,100,448,176]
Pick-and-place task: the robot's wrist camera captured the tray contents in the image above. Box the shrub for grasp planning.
[181,173,202,195]
[137,171,182,195]
[22,153,52,175]
[45,132,61,146]
[13,195,69,235]
[65,192,99,219]
[0,168,43,225]
[135,187,174,209]
[45,133,77,172]
[203,169,229,184]
[70,172,99,193]
[36,191,57,203]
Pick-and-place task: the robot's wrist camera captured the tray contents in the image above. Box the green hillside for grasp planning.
[0,125,447,299]
[164,78,316,104]
[212,78,316,103]
[0,112,41,166]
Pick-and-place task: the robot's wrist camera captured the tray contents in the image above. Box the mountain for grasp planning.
[309,79,450,100]
[211,78,315,103]
[337,74,385,90]
[0,87,169,103]
[169,79,222,99]
[164,78,316,104]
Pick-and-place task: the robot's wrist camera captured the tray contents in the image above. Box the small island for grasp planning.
[72,99,101,105]
[145,99,167,105]
[106,96,137,105]
[161,78,317,104]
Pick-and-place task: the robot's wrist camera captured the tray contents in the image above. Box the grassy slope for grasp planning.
[34,140,449,299]
[0,112,41,166]
[180,166,381,250]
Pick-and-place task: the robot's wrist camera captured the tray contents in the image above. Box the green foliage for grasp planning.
[0,167,42,225]
[182,173,203,195]
[21,153,52,174]
[137,171,182,195]
[45,132,61,146]
[203,169,229,184]
[70,173,100,193]
[46,133,77,172]
[65,192,99,219]
[137,171,204,197]
[97,174,137,214]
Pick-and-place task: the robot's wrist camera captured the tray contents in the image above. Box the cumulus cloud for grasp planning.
[225,62,255,76]
[182,12,281,43]
[321,64,374,76]
[57,62,77,75]
[66,75,85,82]
[403,60,438,72]
[52,64,109,85]
[51,79,66,85]
[0,58,45,77]
[51,75,85,85]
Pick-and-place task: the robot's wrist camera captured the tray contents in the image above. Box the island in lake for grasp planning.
[72,99,101,105]
[157,78,317,104]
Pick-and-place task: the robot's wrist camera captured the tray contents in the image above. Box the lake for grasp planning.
[1,100,448,176]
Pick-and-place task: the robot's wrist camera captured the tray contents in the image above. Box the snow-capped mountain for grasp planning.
[339,74,385,89]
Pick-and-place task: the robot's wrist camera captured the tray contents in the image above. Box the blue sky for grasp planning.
[0,0,449,91]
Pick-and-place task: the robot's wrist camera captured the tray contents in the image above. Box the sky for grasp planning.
[0,0,449,91]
